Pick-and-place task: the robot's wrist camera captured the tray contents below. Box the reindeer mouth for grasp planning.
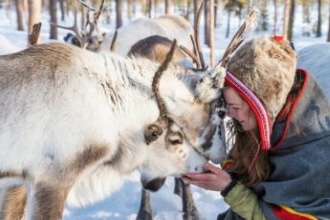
[141,177,166,192]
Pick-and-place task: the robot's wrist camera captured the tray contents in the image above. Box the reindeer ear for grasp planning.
[144,123,163,145]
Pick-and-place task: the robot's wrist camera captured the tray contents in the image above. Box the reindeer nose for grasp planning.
[192,164,205,173]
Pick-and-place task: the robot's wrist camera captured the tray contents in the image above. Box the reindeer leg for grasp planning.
[27,181,70,220]
[176,178,201,220]
[174,177,183,197]
[0,185,26,220]
[136,188,153,220]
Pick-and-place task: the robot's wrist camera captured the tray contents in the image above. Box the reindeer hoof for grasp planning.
[144,124,163,144]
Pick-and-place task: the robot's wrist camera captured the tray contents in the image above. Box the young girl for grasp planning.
[183,36,330,219]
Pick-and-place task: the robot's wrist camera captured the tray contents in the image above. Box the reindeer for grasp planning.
[0,7,257,219]
[56,3,213,219]
[109,14,195,56]
[127,35,212,220]
[297,43,330,100]
[59,0,195,58]
[0,35,229,219]
[65,14,195,56]
[126,7,258,219]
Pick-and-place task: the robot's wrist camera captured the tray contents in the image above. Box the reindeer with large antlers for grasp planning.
[57,2,212,219]
[0,2,256,218]
[127,9,258,220]
[0,25,230,220]
[60,1,197,59]
[58,0,106,51]
[127,35,210,220]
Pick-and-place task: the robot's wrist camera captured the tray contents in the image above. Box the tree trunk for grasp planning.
[260,0,268,31]
[80,3,86,31]
[127,0,133,20]
[204,0,210,46]
[147,0,152,18]
[23,0,28,11]
[49,0,57,39]
[287,0,295,41]
[214,0,218,27]
[27,0,41,46]
[225,10,231,38]
[6,0,12,20]
[282,0,291,38]
[327,0,330,42]
[209,0,215,67]
[58,0,65,21]
[184,0,191,20]
[115,0,123,28]
[273,0,278,35]
[165,0,173,14]
[302,0,310,23]
[316,0,322,37]
[193,0,199,25]
[15,0,24,31]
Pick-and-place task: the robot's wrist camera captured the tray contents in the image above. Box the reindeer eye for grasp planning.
[169,138,183,145]
[167,132,183,145]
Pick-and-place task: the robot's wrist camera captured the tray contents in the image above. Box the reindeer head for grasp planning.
[127,37,227,190]
[143,9,258,170]
[57,0,106,51]
[140,122,209,191]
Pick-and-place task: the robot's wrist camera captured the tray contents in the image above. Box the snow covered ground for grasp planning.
[0,3,328,220]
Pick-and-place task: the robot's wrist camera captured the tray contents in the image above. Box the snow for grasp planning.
[0,2,328,220]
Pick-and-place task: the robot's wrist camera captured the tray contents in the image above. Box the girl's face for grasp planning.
[223,87,257,131]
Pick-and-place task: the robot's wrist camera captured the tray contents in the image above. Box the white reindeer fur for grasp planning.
[95,15,194,55]
[0,43,225,218]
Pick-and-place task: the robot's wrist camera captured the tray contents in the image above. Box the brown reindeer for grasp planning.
[0,37,227,219]
[128,35,210,220]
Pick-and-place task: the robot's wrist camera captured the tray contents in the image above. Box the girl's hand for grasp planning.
[182,162,232,191]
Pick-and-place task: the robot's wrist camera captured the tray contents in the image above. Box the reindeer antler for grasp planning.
[110,29,118,52]
[194,9,258,104]
[144,39,177,144]
[218,9,258,68]
[53,0,105,49]
[53,1,81,42]
[178,1,206,70]
[192,1,206,69]
[153,39,177,118]
[82,0,105,46]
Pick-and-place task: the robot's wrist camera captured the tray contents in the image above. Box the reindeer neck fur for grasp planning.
[0,44,181,171]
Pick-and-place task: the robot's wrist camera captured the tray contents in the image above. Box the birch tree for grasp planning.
[27,0,41,45]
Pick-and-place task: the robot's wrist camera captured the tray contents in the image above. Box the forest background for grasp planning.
[1,0,330,65]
